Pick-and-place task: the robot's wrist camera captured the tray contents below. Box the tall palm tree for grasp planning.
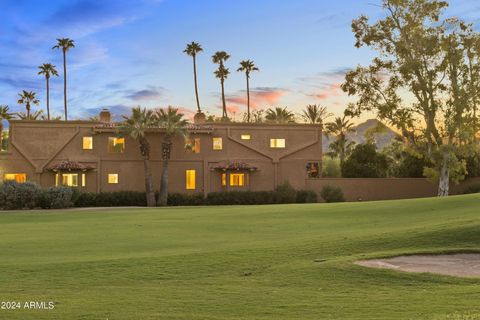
[265,107,295,124]
[212,51,230,119]
[38,63,59,120]
[325,115,356,166]
[301,104,332,124]
[184,42,203,113]
[0,105,12,150]
[119,107,157,207]
[52,38,75,121]
[237,60,259,123]
[17,90,40,120]
[156,107,189,206]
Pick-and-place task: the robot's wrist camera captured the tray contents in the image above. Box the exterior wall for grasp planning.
[306,177,480,202]
[0,120,323,195]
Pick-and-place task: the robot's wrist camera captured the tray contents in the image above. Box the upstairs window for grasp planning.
[270,138,285,148]
[241,134,251,140]
[186,138,201,153]
[306,162,320,179]
[4,173,26,183]
[213,137,223,150]
[186,170,196,190]
[83,137,93,150]
[108,137,125,153]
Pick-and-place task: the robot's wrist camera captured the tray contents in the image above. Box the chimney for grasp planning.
[99,108,111,123]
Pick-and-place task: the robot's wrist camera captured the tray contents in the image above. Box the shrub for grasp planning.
[42,186,74,209]
[320,185,345,203]
[0,181,42,210]
[74,192,98,207]
[462,183,480,194]
[322,157,341,177]
[296,190,318,203]
[341,143,389,178]
[73,191,147,207]
[274,182,297,204]
[168,193,204,206]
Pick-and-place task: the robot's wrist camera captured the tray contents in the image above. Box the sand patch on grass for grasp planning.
[356,253,480,278]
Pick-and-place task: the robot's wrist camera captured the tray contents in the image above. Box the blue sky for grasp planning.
[1,0,479,121]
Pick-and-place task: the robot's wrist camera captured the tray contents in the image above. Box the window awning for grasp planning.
[46,160,96,172]
[212,161,258,172]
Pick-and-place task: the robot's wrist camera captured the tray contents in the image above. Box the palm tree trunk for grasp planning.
[0,122,3,151]
[246,73,250,123]
[158,141,171,206]
[46,77,50,120]
[221,78,227,119]
[143,157,156,207]
[63,49,68,121]
[26,102,30,120]
[193,56,201,113]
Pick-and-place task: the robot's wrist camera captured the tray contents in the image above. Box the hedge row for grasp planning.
[0,181,318,209]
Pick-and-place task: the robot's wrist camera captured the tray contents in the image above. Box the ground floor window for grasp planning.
[55,173,85,187]
[221,173,227,186]
[108,174,119,184]
[230,173,245,187]
[306,162,320,178]
[186,170,196,190]
[4,173,26,183]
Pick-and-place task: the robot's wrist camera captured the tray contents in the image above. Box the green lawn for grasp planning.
[1,195,480,319]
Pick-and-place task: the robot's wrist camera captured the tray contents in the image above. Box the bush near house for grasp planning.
[320,185,345,203]
[0,181,43,209]
[41,186,74,209]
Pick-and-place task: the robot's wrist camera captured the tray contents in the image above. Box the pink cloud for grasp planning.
[311,83,344,101]
[225,87,287,111]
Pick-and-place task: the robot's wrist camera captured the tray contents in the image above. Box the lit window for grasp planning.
[270,138,286,148]
[241,134,251,140]
[55,173,78,187]
[230,173,245,187]
[186,170,196,190]
[221,173,227,186]
[108,137,125,153]
[4,173,26,183]
[83,137,93,150]
[108,174,119,184]
[306,162,320,179]
[186,138,201,153]
[213,137,223,150]
[81,173,86,187]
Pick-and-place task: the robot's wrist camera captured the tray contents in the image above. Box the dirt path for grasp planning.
[356,254,480,278]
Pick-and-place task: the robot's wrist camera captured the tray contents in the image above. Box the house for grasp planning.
[0,110,323,195]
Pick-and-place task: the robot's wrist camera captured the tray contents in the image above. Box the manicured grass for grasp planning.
[1,195,480,319]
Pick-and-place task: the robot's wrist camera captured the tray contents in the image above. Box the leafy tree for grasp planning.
[265,107,295,123]
[38,63,59,120]
[0,105,12,150]
[301,104,332,124]
[52,38,75,120]
[119,107,157,207]
[17,90,40,120]
[237,60,259,122]
[325,114,355,167]
[342,0,480,195]
[212,51,230,120]
[184,42,203,113]
[156,107,189,206]
[341,143,389,178]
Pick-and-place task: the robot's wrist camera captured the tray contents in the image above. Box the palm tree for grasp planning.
[265,107,295,124]
[156,107,189,206]
[325,115,356,166]
[184,42,203,113]
[237,60,259,123]
[119,107,157,207]
[16,110,44,120]
[0,105,12,150]
[301,104,332,124]
[212,51,230,119]
[38,63,59,120]
[52,38,75,120]
[17,90,40,120]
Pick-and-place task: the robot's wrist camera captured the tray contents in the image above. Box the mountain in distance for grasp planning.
[322,119,399,152]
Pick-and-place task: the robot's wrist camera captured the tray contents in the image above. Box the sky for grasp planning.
[1,0,479,122]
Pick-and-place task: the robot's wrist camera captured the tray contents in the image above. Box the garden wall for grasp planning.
[305,177,480,202]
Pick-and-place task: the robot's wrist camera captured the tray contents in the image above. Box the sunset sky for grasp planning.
[1,0,479,121]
